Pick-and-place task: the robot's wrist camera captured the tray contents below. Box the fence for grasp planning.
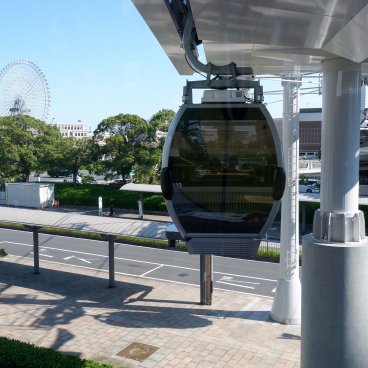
[258,236,302,253]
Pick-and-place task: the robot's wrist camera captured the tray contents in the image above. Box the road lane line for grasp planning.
[2,254,273,298]
[63,255,92,264]
[217,281,255,290]
[219,279,260,285]
[2,242,163,266]
[3,243,276,284]
[215,271,277,282]
[2,241,277,286]
[140,264,164,277]
[30,252,53,258]
[0,241,30,246]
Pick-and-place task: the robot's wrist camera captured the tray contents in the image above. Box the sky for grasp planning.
[0,0,323,131]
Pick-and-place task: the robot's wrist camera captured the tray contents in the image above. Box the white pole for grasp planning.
[271,74,301,324]
[98,196,103,216]
[302,58,368,368]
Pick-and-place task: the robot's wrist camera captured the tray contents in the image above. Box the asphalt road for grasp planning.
[0,228,279,298]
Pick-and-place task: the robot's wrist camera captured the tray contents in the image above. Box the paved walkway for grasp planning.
[48,205,172,223]
[0,254,301,367]
[0,206,170,241]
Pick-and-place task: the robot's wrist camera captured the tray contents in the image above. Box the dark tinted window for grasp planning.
[168,106,278,235]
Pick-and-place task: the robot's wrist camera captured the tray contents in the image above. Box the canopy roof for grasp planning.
[132,0,368,75]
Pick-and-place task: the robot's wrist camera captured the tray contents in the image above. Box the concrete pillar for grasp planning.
[200,254,213,305]
[302,58,368,368]
[271,75,301,324]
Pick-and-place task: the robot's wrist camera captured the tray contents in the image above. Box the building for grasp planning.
[274,108,322,158]
[298,108,322,157]
[52,121,93,139]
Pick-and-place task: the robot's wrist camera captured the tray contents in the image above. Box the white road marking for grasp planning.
[215,271,277,283]
[217,281,255,290]
[140,264,164,277]
[3,240,275,282]
[272,287,276,293]
[3,255,273,298]
[0,241,30,246]
[1,239,277,296]
[219,276,260,285]
[30,252,53,258]
[63,255,92,264]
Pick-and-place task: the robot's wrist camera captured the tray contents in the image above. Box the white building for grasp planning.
[52,121,93,139]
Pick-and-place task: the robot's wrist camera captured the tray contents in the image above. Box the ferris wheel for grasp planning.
[0,60,51,121]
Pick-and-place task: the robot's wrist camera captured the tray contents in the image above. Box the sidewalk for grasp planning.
[0,206,169,241]
[47,205,172,223]
[48,205,311,240]
[0,255,301,368]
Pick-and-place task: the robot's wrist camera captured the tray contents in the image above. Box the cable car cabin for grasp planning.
[161,102,285,258]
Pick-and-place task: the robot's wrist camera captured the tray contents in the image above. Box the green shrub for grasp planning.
[0,248,7,257]
[81,175,95,184]
[53,183,167,212]
[256,248,280,260]
[0,337,118,368]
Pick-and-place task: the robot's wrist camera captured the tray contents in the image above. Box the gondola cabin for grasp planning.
[161,93,285,258]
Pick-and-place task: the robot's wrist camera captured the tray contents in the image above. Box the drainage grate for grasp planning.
[116,342,158,362]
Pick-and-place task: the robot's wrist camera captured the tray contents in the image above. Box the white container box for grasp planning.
[6,183,55,208]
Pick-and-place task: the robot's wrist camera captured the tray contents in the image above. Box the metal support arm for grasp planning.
[182,12,253,78]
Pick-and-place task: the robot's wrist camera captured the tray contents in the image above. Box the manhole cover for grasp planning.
[177,272,188,277]
[117,342,158,362]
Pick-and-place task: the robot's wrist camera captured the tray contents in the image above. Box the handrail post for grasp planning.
[32,226,40,274]
[108,236,115,288]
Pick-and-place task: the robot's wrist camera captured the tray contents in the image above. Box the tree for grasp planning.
[59,138,97,184]
[93,110,176,184]
[93,114,149,180]
[0,115,62,183]
[146,109,176,182]
[94,113,148,143]
[149,108,175,146]
[0,122,20,183]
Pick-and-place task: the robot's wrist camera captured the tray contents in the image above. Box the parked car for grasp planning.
[299,184,319,193]
[108,179,131,187]
[47,168,70,178]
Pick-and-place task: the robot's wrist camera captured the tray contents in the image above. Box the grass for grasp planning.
[0,337,128,368]
[256,248,280,260]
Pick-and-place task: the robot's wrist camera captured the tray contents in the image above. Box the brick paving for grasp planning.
[0,255,300,367]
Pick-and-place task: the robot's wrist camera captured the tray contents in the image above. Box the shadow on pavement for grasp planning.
[0,260,273,350]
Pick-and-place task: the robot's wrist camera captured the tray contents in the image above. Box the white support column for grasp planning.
[313,58,365,241]
[271,75,301,324]
[302,58,368,368]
